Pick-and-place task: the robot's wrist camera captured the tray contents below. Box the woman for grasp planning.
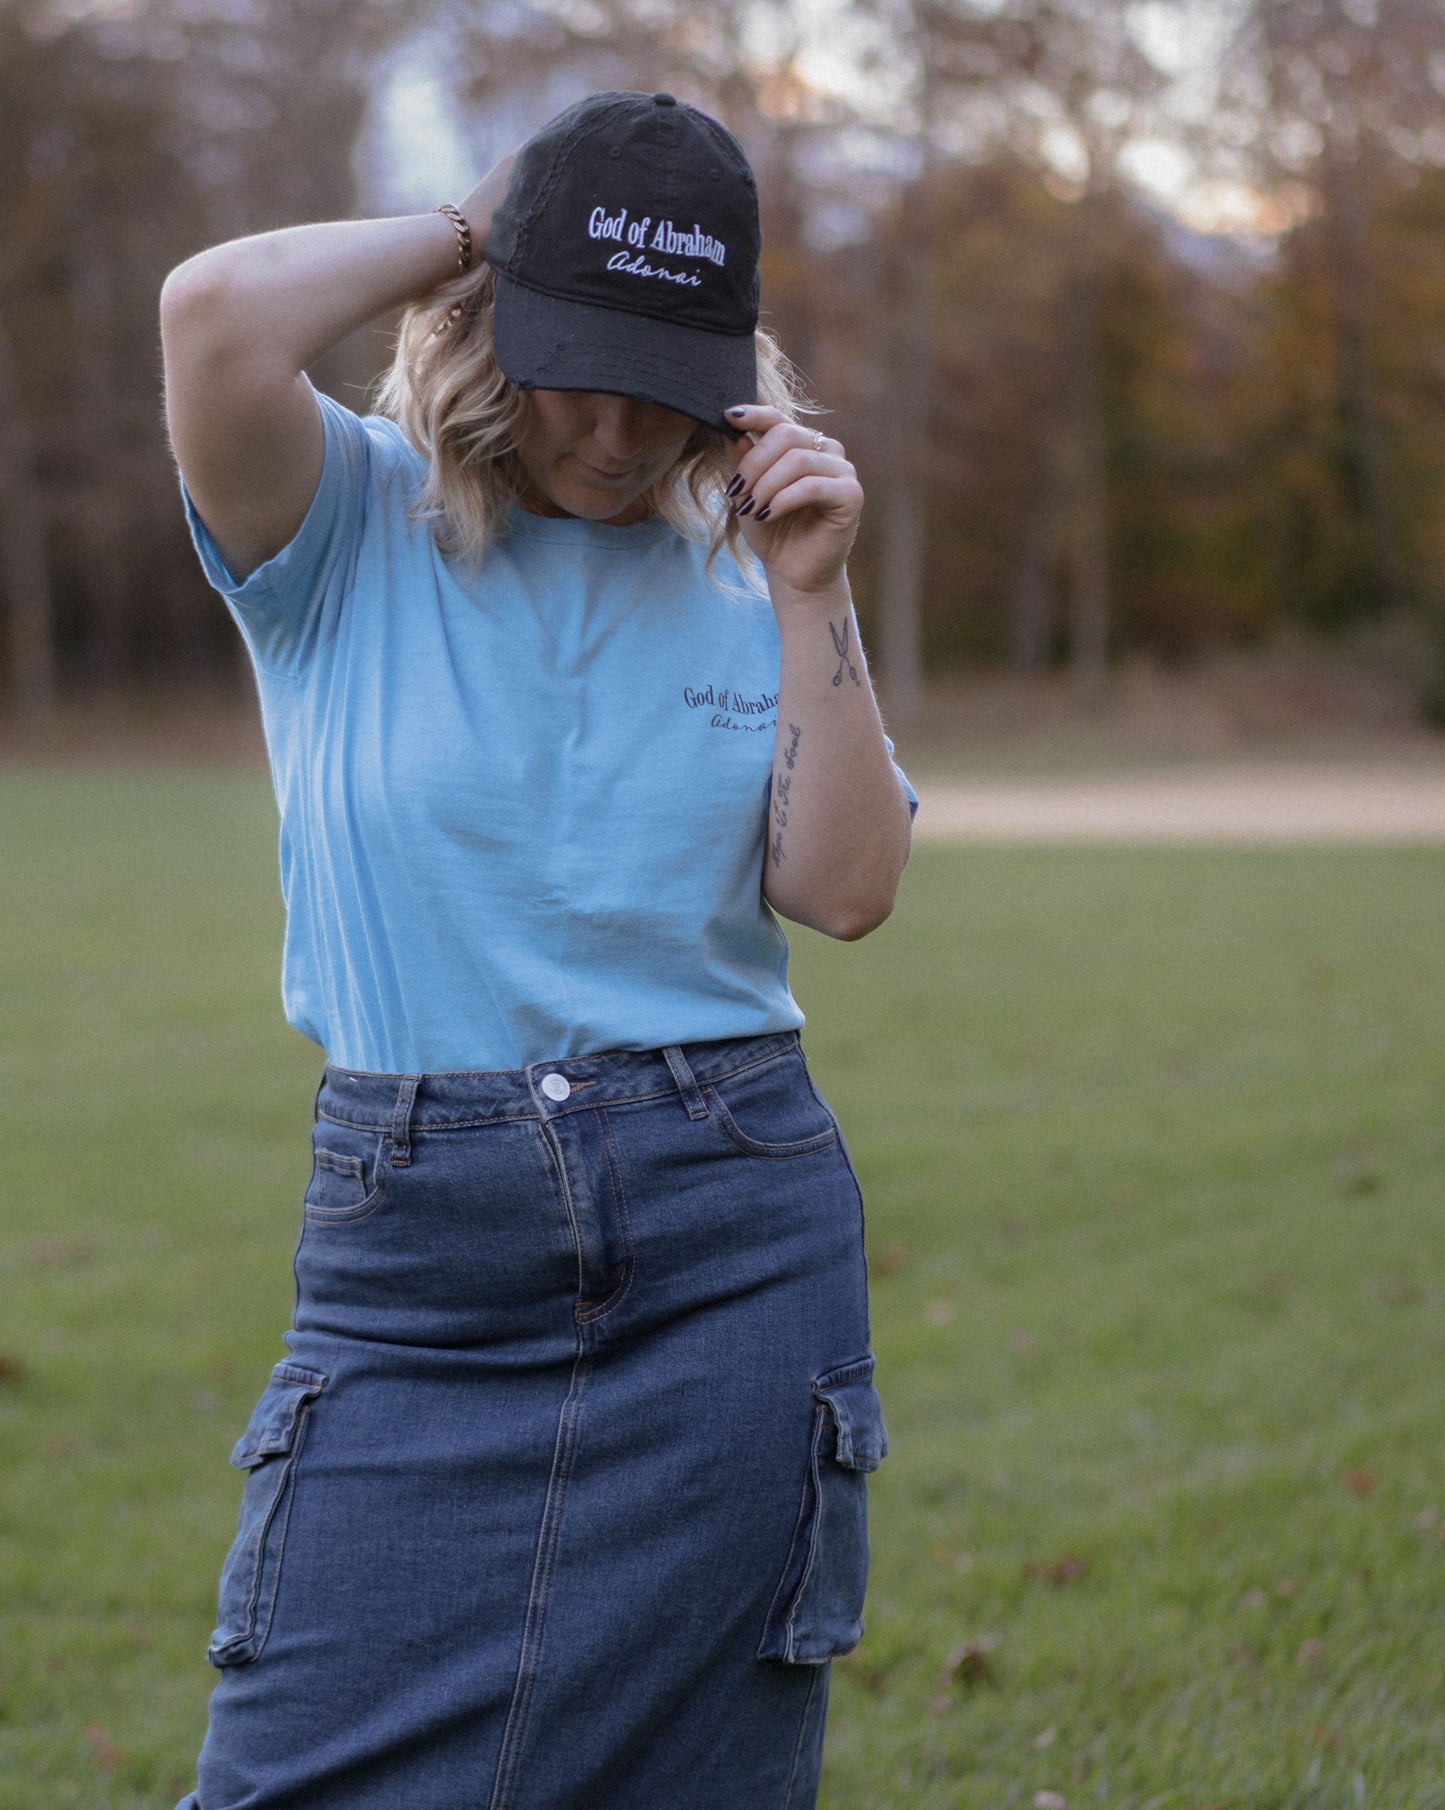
[160,89,915,1810]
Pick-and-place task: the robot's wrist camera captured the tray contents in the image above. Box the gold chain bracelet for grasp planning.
[432,203,473,275]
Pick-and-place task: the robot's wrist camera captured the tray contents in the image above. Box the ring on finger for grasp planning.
[811,431,826,452]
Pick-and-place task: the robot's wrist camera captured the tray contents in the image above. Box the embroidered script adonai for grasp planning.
[485,91,762,428]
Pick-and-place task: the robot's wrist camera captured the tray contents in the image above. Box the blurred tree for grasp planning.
[917,0,1173,687]
[0,0,423,702]
[2,0,1443,705]
[1226,0,1445,626]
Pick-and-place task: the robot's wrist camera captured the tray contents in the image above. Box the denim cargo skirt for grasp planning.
[176,1030,887,1810]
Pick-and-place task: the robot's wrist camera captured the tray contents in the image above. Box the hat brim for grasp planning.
[491,275,756,432]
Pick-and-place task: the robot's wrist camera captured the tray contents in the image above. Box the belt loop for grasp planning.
[663,1045,709,1121]
[311,1065,328,1124]
[389,1074,422,1166]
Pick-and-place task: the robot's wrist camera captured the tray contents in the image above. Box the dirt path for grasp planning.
[913,764,1445,843]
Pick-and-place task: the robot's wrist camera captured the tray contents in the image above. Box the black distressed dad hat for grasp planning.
[484,90,761,430]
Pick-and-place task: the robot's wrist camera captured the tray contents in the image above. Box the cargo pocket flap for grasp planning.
[815,1363,888,1473]
[229,1364,327,1470]
[759,1355,887,1665]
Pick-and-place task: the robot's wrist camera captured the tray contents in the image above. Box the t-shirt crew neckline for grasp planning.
[502,503,674,549]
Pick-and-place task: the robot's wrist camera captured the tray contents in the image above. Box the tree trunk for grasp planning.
[877,52,936,724]
[1011,434,1064,671]
[67,229,132,685]
[1325,137,1404,614]
[0,313,56,716]
[1059,202,1110,693]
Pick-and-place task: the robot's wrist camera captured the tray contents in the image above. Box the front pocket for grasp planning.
[705,1051,839,1161]
[758,1354,888,1665]
[207,1362,327,1668]
[304,1121,391,1222]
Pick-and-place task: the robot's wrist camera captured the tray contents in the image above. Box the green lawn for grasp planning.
[2,769,1443,1808]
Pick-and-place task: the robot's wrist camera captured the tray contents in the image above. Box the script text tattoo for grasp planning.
[771,724,803,867]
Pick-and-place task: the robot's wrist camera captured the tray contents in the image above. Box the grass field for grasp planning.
[2,768,1444,1808]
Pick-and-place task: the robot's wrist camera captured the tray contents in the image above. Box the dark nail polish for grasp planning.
[755,505,772,522]
[725,474,745,498]
[737,496,755,517]
[727,406,747,417]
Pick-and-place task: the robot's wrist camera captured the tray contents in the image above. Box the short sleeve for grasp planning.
[884,735,920,821]
[178,384,373,675]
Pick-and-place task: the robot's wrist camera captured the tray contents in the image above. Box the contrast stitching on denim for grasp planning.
[784,1409,831,1660]
[703,1084,839,1161]
[389,1074,421,1167]
[212,1392,318,1664]
[533,1118,587,1323]
[486,1344,590,1810]
[780,1663,825,1809]
[576,1108,636,1325]
[315,1037,801,1125]
[314,1150,363,1176]
[759,1404,821,1661]
[304,1134,391,1224]
[303,1182,389,1225]
[317,1107,541,1133]
[663,1043,710,1120]
[319,1032,797,1086]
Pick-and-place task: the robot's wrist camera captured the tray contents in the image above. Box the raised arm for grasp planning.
[723,405,914,942]
[158,163,511,584]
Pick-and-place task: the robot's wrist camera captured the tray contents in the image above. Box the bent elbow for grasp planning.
[160,254,256,349]
[817,890,897,942]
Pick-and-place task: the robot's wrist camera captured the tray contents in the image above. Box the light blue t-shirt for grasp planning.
[181,384,916,1074]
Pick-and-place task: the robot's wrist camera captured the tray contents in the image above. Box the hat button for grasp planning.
[654,91,677,106]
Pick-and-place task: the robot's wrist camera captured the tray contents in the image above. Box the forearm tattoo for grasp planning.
[830,617,861,687]
[770,723,803,866]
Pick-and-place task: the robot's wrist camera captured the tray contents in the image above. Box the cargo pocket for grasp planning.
[207,1362,327,1668]
[758,1354,888,1665]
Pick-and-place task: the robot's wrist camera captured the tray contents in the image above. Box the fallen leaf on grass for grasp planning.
[1273,1576,1301,1599]
[31,1235,97,1269]
[1263,1271,1294,1301]
[1341,1467,1378,1496]
[1305,1724,1348,1755]
[85,1724,124,1771]
[872,1243,913,1278]
[1241,1587,1268,1609]
[1414,1506,1438,1531]
[1297,1637,1325,1667]
[924,1300,956,1326]
[1024,1554,1088,1586]
[0,1354,25,1385]
[1033,1792,1068,1809]
[1033,1726,1057,1749]
[1373,1275,1422,1306]
[1009,1328,1037,1354]
[1338,1141,1384,1196]
[931,1636,1000,1708]
[838,1658,891,1694]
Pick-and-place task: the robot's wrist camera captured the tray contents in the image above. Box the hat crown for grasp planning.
[486,91,760,336]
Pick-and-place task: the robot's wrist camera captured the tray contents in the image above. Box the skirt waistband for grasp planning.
[316,1030,803,1143]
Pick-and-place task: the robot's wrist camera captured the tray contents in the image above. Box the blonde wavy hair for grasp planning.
[372,263,813,587]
